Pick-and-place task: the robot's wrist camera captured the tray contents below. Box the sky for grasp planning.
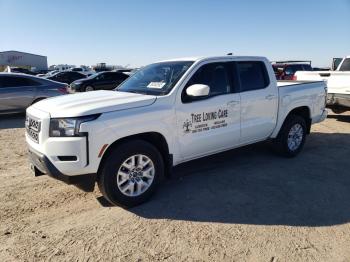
[0,0,349,67]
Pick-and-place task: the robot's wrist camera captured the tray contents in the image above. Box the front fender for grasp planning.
[85,105,176,173]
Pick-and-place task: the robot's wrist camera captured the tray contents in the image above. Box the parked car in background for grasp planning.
[69,71,129,92]
[295,55,350,113]
[272,61,313,80]
[113,68,139,76]
[4,66,37,75]
[70,67,96,76]
[37,70,59,78]
[51,64,75,72]
[114,69,133,73]
[46,71,87,84]
[0,73,68,114]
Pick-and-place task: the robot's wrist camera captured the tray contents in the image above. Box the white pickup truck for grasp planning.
[296,55,350,113]
[26,56,327,207]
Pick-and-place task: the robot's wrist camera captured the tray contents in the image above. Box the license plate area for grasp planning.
[26,116,41,143]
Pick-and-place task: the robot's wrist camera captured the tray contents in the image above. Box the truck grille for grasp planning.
[26,116,41,143]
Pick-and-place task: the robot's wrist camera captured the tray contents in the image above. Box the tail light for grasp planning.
[292,74,297,81]
[58,85,68,94]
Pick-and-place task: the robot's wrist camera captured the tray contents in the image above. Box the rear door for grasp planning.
[95,72,129,90]
[0,76,40,112]
[100,72,118,90]
[92,72,113,90]
[238,60,278,143]
[68,72,86,84]
[50,72,69,83]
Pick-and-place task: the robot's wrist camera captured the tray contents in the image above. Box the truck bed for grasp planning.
[274,80,327,135]
[277,80,324,87]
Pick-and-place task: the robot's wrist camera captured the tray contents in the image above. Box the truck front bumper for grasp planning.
[28,147,96,192]
[327,93,350,109]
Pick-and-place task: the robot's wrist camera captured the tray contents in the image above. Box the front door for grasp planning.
[176,62,241,160]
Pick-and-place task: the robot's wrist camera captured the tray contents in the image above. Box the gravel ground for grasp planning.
[0,112,350,262]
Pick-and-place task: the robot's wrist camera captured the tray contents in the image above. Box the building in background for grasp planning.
[93,62,127,72]
[49,64,75,71]
[0,50,48,72]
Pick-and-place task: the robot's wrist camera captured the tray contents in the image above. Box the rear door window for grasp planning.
[70,72,85,81]
[56,72,69,82]
[0,76,41,88]
[103,73,116,81]
[237,61,269,92]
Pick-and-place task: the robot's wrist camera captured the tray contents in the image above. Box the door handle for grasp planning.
[227,100,240,106]
[265,94,276,100]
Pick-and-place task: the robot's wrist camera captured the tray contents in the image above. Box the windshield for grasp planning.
[339,58,350,71]
[117,61,193,95]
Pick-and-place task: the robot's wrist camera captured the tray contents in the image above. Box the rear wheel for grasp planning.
[273,115,307,157]
[98,140,164,207]
[85,86,94,92]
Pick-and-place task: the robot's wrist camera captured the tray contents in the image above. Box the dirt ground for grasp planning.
[0,112,350,262]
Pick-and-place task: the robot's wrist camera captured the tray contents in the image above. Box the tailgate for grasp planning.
[295,71,350,95]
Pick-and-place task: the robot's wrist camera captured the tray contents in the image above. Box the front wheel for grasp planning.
[98,140,164,207]
[331,108,346,114]
[273,115,307,157]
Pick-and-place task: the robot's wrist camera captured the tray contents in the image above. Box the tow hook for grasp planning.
[30,164,45,177]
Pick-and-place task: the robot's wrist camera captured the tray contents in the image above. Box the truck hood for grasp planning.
[33,90,157,117]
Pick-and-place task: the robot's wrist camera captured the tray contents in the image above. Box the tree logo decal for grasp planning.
[183,119,192,133]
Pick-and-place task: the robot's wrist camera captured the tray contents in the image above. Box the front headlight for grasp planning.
[49,114,100,137]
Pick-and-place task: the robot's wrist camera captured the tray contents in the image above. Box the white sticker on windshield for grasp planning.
[147,82,166,89]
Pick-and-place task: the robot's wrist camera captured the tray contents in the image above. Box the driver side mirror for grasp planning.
[186,84,210,97]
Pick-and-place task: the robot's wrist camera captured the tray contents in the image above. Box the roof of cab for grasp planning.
[158,56,269,63]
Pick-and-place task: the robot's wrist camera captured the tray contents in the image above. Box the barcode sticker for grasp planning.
[147,82,166,89]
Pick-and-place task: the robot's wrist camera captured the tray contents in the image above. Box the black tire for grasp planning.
[331,108,346,114]
[85,85,94,92]
[98,140,164,207]
[273,115,307,157]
